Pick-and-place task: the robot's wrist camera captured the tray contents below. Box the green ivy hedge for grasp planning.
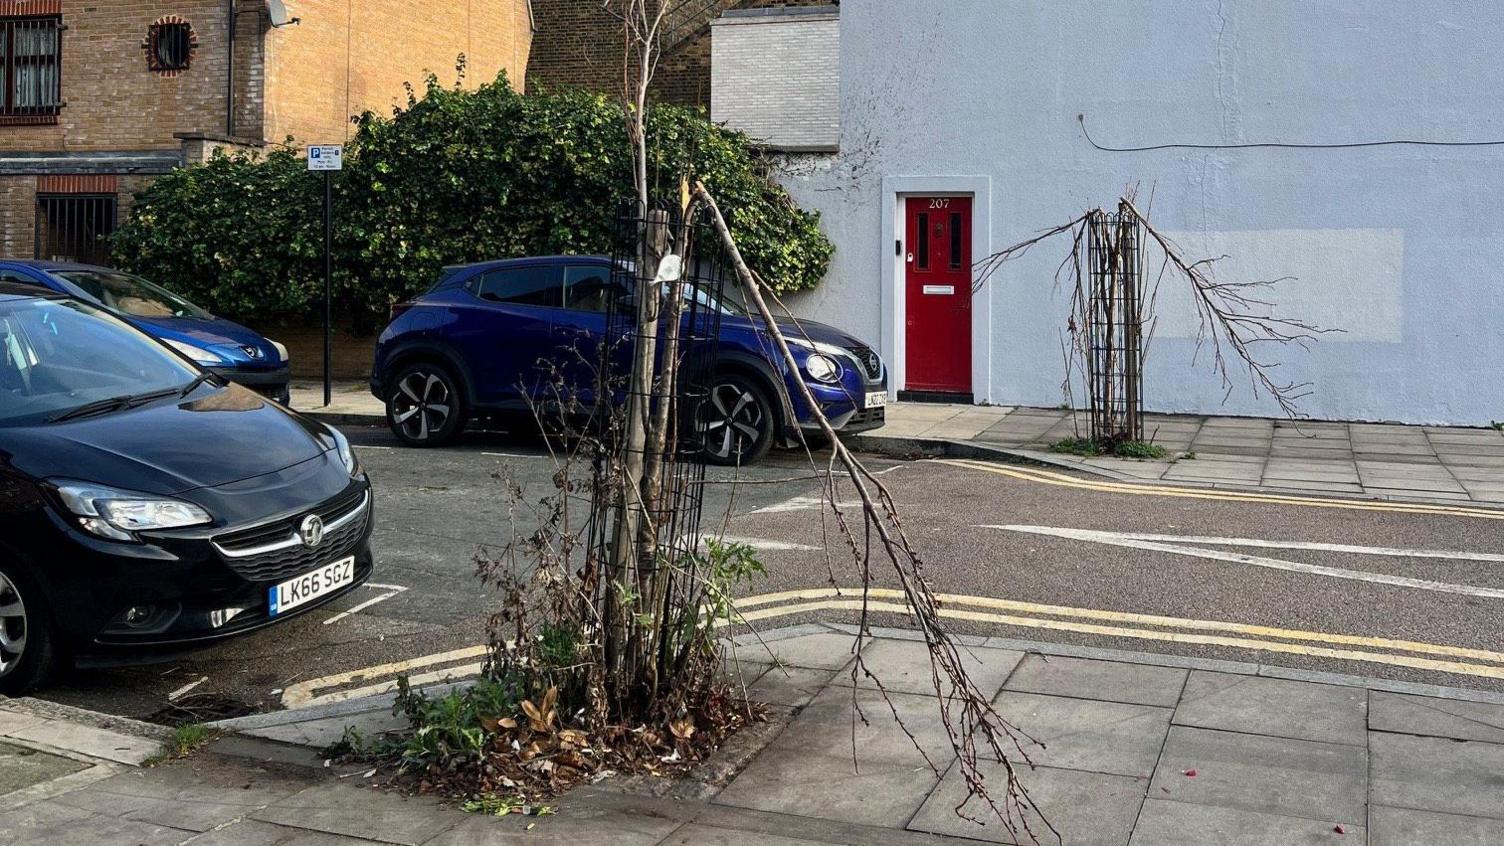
[110,74,832,329]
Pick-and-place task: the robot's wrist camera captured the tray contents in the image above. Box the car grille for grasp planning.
[849,407,886,427]
[845,345,883,381]
[212,486,370,583]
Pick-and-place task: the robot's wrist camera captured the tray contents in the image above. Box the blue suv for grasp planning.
[0,261,291,403]
[371,256,887,463]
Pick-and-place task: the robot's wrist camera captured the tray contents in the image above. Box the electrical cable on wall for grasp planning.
[1077,113,1504,152]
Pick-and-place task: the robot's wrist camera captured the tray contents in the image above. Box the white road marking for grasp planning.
[989,525,1504,600]
[1007,530,1504,564]
[751,496,862,514]
[709,534,822,552]
[354,445,393,451]
[482,451,541,459]
[167,675,209,701]
[322,582,409,626]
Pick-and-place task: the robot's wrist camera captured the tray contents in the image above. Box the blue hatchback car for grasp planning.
[0,261,291,404]
[371,255,887,463]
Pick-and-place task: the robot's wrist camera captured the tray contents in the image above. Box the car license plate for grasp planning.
[864,391,888,409]
[268,557,355,617]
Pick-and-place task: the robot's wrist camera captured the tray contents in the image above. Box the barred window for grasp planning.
[0,16,60,120]
[146,19,195,73]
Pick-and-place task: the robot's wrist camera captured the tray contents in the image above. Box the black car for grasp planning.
[0,284,373,694]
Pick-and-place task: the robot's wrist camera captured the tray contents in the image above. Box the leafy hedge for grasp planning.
[110,74,832,328]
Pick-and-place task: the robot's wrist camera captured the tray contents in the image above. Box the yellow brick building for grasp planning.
[0,0,533,262]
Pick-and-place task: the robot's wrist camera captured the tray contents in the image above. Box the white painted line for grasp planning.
[167,676,208,702]
[482,451,540,459]
[990,525,1504,600]
[709,534,822,552]
[322,583,408,626]
[354,445,393,451]
[994,530,1504,564]
[751,496,862,515]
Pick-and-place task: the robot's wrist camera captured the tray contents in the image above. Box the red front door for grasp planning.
[904,196,972,393]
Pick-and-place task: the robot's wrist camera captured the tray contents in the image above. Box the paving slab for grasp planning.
[1173,672,1367,746]
[714,687,954,828]
[252,781,460,845]
[0,798,191,846]
[1368,691,1504,743]
[242,708,411,749]
[427,802,681,845]
[747,664,837,708]
[657,823,846,846]
[747,632,863,671]
[52,756,311,833]
[713,742,943,829]
[910,760,1144,846]
[7,717,162,765]
[0,740,87,796]
[835,637,1023,698]
[1001,654,1187,708]
[182,819,376,844]
[1369,731,1504,819]
[1129,798,1360,845]
[991,692,1170,778]
[1149,726,1366,822]
[1368,805,1504,846]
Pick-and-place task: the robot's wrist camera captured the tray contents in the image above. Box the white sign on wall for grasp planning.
[307,145,344,171]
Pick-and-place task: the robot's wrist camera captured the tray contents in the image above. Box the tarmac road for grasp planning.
[34,424,1504,721]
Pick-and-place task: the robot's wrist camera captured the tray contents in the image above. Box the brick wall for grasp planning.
[0,0,256,153]
[264,0,534,146]
[711,7,838,150]
[526,0,832,108]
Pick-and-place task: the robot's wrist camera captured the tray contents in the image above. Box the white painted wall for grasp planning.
[711,8,840,150]
[777,0,1504,425]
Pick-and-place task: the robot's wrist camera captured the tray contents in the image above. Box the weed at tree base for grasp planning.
[1049,437,1168,460]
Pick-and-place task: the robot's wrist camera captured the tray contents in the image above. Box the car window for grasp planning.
[54,270,212,319]
[0,270,38,286]
[471,265,562,308]
[562,265,628,313]
[0,297,199,424]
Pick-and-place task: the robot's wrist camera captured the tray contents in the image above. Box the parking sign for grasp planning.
[307,144,343,171]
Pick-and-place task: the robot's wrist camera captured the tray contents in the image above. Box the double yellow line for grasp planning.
[735,588,1504,680]
[937,458,1504,520]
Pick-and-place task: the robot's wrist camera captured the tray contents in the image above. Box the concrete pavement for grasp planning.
[290,382,1504,506]
[11,623,1504,844]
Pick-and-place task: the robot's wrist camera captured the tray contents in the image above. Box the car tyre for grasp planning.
[386,362,468,447]
[0,562,57,696]
[699,373,775,466]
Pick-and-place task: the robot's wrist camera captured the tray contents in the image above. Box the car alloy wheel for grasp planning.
[391,369,455,443]
[0,570,27,682]
[700,378,770,463]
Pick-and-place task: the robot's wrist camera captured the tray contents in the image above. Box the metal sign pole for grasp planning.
[323,169,332,407]
[307,143,343,408]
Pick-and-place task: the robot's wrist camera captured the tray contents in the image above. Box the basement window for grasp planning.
[146,19,195,73]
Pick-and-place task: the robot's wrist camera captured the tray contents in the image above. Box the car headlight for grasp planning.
[54,481,212,541]
[164,338,225,365]
[328,425,361,477]
[804,352,841,383]
[270,340,289,362]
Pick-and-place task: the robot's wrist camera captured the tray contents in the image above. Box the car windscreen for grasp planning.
[55,270,213,320]
[0,297,200,425]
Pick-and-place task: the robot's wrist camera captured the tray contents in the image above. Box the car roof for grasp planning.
[0,258,108,273]
[441,255,610,274]
[0,280,65,300]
